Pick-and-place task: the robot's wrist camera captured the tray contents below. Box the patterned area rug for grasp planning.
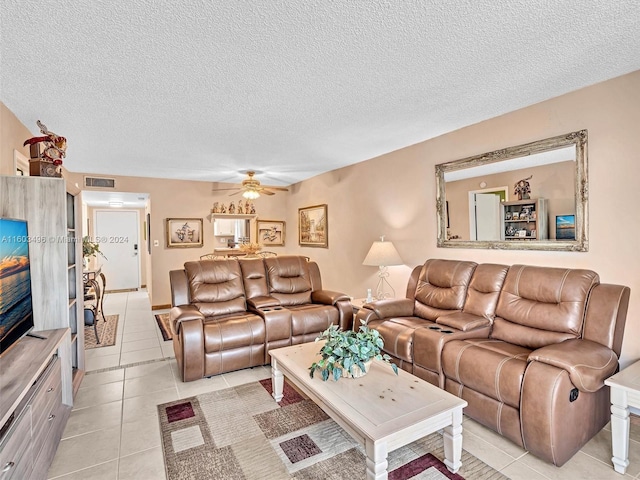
[84,314,119,349]
[154,313,173,341]
[158,379,507,480]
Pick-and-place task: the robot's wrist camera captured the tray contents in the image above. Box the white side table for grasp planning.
[604,360,640,474]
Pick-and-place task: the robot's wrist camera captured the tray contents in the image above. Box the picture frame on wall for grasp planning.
[257,219,285,246]
[298,204,328,248]
[556,214,576,240]
[166,218,203,248]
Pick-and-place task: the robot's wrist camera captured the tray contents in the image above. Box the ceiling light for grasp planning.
[242,190,260,199]
[109,201,123,207]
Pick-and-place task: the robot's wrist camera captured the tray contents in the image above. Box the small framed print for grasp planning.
[257,220,285,246]
[166,218,203,248]
[512,212,520,220]
[517,230,527,237]
[505,211,512,221]
[298,204,328,247]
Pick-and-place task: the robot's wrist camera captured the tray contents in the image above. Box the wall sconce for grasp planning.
[362,236,403,300]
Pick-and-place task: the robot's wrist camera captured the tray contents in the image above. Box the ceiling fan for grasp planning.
[212,171,289,199]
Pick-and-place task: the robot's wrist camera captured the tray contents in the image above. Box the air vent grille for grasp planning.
[84,176,115,188]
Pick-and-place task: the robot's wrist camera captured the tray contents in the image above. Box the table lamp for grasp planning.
[362,236,403,300]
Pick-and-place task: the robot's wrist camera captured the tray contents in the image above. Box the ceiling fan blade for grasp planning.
[229,190,244,196]
[212,188,242,192]
[267,187,289,191]
[261,189,276,195]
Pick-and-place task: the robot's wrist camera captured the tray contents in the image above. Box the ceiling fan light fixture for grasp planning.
[242,189,260,199]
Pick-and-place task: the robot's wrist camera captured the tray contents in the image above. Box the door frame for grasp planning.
[468,186,509,240]
[93,208,141,290]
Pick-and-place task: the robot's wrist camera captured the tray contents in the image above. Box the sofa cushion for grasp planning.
[376,317,428,363]
[203,312,265,354]
[492,265,599,349]
[442,338,530,409]
[265,256,313,305]
[287,304,339,337]
[413,259,477,320]
[463,263,509,319]
[184,260,247,317]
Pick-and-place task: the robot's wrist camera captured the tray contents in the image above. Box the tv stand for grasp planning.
[0,328,72,479]
[26,332,47,340]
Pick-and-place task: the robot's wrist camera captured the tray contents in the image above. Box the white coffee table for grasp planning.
[270,341,467,480]
[604,360,640,474]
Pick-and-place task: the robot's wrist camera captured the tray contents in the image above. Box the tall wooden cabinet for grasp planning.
[0,175,84,392]
[500,198,548,241]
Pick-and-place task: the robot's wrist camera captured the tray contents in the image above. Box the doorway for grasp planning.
[468,187,508,241]
[95,210,140,291]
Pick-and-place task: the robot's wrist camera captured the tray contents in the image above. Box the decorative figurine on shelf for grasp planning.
[23,120,67,177]
[212,202,220,213]
[220,203,227,213]
[245,199,250,214]
[249,202,256,214]
[237,202,244,214]
[514,175,532,200]
[228,201,235,214]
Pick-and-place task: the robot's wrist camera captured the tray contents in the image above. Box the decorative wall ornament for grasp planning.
[166,218,203,248]
[257,220,285,246]
[298,204,328,248]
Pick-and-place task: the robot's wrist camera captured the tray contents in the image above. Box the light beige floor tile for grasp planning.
[122,322,157,334]
[222,365,271,387]
[80,368,125,389]
[85,354,121,372]
[462,416,528,459]
[122,329,158,343]
[122,387,179,423]
[118,446,167,480]
[48,426,121,478]
[175,374,230,399]
[120,416,162,456]
[520,450,627,480]
[47,459,118,480]
[120,337,161,353]
[85,344,121,358]
[161,342,175,358]
[63,400,123,438]
[73,381,124,409]
[580,427,640,476]
[500,458,552,479]
[124,370,176,398]
[125,359,173,380]
[120,346,163,365]
[460,427,520,472]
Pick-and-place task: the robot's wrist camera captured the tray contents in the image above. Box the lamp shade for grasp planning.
[362,239,402,266]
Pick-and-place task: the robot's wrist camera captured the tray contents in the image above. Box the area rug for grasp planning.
[158,379,507,480]
[154,313,173,341]
[84,314,119,349]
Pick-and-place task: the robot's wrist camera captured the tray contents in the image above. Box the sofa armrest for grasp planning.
[436,311,491,332]
[170,305,205,332]
[311,290,350,305]
[528,339,619,392]
[247,296,281,309]
[364,298,414,319]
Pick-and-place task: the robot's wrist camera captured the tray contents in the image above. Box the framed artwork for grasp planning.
[146,213,151,254]
[166,218,203,248]
[556,214,576,240]
[298,204,328,248]
[257,219,285,246]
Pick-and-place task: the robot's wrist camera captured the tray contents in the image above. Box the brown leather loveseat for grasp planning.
[169,255,351,382]
[355,259,630,466]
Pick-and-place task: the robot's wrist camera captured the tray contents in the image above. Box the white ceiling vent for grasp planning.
[84,176,116,188]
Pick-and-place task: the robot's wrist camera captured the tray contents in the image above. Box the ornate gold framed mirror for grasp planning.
[435,130,588,251]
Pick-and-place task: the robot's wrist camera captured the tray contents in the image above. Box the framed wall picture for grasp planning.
[556,214,576,240]
[257,219,285,246]
[166,218,203,248]
[298,204,328,248]
[146,213,151,254]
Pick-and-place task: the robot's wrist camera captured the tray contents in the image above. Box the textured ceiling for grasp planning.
[2,1,640,186]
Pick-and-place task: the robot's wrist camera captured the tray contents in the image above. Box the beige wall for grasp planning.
[2,71,639,366]
[0,102,33,176]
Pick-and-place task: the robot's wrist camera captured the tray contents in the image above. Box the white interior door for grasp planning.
[473,194,501,240]
[95,210,140,290]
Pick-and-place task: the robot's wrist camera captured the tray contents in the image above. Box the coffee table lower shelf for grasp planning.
[270,342,467,480]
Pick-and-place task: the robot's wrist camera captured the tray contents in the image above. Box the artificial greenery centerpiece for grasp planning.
[82,236,107,260]
[309,324,398,381]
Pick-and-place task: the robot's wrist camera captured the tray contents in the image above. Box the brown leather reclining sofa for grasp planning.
[169,255,351,382]
[355,259,630,466]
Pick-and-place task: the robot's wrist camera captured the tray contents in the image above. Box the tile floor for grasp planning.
[48,290,640,479]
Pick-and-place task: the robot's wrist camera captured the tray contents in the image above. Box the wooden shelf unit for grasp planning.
[500,198,548,241]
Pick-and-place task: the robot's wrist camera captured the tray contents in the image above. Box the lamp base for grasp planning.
[374,266,396,300]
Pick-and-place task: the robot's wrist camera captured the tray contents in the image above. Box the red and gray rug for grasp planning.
[158,379,507,479]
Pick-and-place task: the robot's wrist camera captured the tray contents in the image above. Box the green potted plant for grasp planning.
[82,236,107,266]
[309,324,398,381]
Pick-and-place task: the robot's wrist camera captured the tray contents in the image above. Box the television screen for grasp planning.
[0,218,34,353]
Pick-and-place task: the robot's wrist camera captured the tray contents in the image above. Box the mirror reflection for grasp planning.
[213,216,254,250]
[436,131,588,251]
